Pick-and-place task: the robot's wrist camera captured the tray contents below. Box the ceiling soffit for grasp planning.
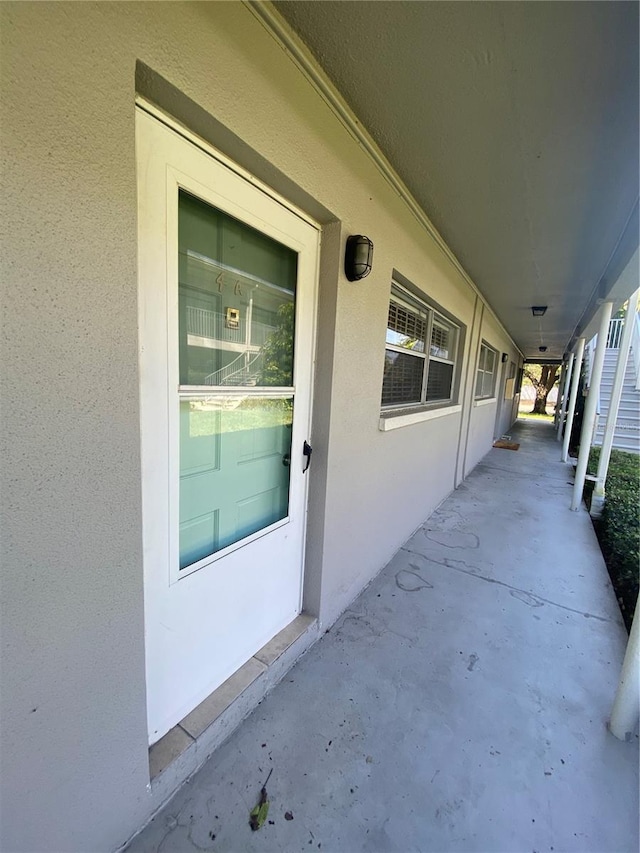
[275,1,639,358]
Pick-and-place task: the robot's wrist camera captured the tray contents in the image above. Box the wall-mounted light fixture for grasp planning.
[501,352,509,363]
[345,235,374,281]
[539,346,548,352]
[531,306,547,317]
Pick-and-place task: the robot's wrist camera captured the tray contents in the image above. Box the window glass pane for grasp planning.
[426,360,454,401]
[179,395,293,569]
[475,344,497,398]
[482,370,494,398]
[381,349,424,406]
[386,299,426,353]
[479,345,487,371]
[430,318,452,360]
[178,191,297,387]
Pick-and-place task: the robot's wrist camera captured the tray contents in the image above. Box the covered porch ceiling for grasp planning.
[275,1,639,360]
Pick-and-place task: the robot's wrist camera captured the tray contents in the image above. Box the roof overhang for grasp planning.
[274,1,639,360]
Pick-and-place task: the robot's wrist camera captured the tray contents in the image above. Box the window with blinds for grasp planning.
[387,302,426,353]
[475,341,498,399]
[382,283,459,409]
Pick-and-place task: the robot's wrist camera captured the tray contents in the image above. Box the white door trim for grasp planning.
[135,97,320,229]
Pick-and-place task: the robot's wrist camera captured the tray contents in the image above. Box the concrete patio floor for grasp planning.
[127,419,638,853]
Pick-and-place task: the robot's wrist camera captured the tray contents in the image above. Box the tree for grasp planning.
[523,363,560,415]
[260,301,294,386]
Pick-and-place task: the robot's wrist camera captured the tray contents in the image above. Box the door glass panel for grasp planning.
[179,395,294,569]
[178,191,297,387]
[178,190,299,572]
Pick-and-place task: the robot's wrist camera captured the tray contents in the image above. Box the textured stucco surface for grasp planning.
[1,4,149,852]
[1,3,519,851]
[276,0,640,359]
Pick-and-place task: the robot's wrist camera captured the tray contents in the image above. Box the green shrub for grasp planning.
[587,447,639,631]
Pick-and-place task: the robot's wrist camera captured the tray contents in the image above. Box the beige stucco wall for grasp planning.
[463,310,523,476]
[0,3,519,850]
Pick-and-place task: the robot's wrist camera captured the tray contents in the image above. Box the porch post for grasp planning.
[591,289,640,519]
[561,337,585,463]
[571,301,613,511]
[553,362,566,432]
[556,354,574,441]
[609,599,639,741]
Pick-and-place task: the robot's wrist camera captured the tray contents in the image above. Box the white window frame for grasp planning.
[475,341,498,400]
[381,282,460,412]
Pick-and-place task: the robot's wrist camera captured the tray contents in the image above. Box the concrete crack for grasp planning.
[423,530,479,549]
[475,464,571,483]
[395,568,434,592]
[400,547,614,623]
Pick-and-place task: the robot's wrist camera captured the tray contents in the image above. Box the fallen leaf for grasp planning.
[250,800,269,831]
[249,769,273,831]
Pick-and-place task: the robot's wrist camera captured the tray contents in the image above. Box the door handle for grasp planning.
[303,440,312,473]
[282,452,291,467]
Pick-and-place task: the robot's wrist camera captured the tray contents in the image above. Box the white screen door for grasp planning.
[137,108,319,744]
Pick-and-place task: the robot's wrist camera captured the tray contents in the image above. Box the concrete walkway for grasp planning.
[128,419,638,853]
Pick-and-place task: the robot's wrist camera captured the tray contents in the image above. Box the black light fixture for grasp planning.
[539,346,548,352]
[501,352,509,363]
[345,235,374,281]
[531,306,547,317]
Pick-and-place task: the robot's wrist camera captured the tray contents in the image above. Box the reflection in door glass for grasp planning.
[179,396,293,569]
[178,191,298,388]
[178,190,299,572]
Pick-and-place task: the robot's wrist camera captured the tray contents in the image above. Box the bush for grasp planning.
[587,447,639,631]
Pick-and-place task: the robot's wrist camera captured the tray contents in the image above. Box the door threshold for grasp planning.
[148,613,318,782]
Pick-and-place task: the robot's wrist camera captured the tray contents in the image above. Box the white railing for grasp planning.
[633,312,640,391]
[204,351,246,385]
[186,306,276,349]
[606,317,624,349]
[584,336,595,386]
[187,305,243,344]
[592,390,601,447]
[204,352,264,386]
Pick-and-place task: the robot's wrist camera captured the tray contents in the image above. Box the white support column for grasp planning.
[553,362,566,432]
[571,302,614,511]
[561,337,585,463]
[591,288,640,519]
[609,600,639,741]
[556,354,574,441]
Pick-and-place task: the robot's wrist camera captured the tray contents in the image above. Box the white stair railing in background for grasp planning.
[186,306,276,349]
[592,306,640,454]
[204,351,246,386]
[606,317,624,349]
[592,389,601,447]
[585,336,596,386]
[204,351,264,386]
[187,306,244,344]
[633,312,640,391]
